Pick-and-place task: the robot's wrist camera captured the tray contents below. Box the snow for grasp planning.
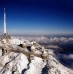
[17,53,29,74]
[2,55,9,65]
[25,56,46,74]
[9,37,24,45]
[2,39,6,44]
[31,46,35,50]
[47,49,73,74]
[0,48,2,56]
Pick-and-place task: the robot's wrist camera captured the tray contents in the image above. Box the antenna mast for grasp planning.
[4,8,6,34]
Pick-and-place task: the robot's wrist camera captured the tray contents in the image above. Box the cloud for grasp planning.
[15,35,73,44]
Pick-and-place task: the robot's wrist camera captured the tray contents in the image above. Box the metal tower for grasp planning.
[4,8,6,34]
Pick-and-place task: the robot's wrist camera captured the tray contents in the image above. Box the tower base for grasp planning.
[1,33,11,40]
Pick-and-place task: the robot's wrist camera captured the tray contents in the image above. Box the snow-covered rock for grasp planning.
[8,37,24,45]
[25,56,46,74]
[0,36,73,74]
[47,49,73,74]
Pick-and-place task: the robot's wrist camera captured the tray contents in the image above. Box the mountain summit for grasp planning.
[0,36,73,74]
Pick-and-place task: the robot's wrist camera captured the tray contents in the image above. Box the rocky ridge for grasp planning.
[0,36,72,74]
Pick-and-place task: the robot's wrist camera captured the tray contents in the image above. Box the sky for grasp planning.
[0,0,73,35]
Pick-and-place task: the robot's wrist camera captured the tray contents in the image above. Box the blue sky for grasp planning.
[0,0,73,34]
